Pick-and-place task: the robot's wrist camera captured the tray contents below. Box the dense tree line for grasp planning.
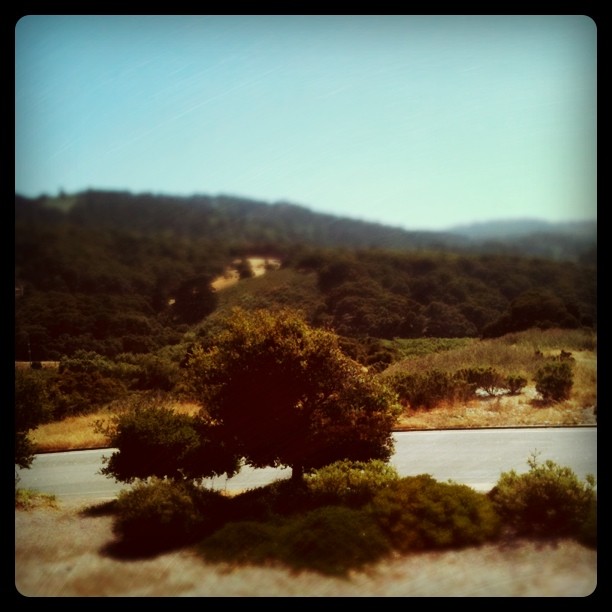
[292,248,595,341]
[15,191,596,360]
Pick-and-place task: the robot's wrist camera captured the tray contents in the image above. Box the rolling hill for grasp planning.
[15,189,597,362]
[16,190,596,262]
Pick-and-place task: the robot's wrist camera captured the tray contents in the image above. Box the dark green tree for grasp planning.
[171,276,218,324]
[534,361,574,402]
[97,394,240,482]
[184,308,401,482]
[483,289,580,338]
[423,301,478,338]
[15,370,53,468]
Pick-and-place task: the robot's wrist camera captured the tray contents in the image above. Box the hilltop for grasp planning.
[17,190,596,263]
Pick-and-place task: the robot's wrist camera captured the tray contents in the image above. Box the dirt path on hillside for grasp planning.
[211,257,281,291]
[15,501,596,597]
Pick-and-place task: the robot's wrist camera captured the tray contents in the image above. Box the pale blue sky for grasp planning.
[15,15,596,231]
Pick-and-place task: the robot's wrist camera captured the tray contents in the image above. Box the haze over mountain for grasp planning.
[448,218,596,240]
[16,189,596,265]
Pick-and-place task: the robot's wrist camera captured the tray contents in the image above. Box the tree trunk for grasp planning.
[291,463,304,483]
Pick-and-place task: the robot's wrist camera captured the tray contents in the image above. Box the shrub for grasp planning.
[15,487,58,510]
[455,366,506,396]
[51,369,128,418]
[228,479,316,521]
[368,475,501,552]
[199,506,392,576]
[534,361,574,401]
[386,370,467,409]
[113,478,229,551]
[488,452,596,539]
[117,353,180,391]
[305,459,399,507]
[194,478,395,575]
[15,369,55,467]
[97,393,240,483]
[280,506,391,575]
[58,350,116,375]
[198,520,280,565]
[578,498,597,548]
[506,374,528,395]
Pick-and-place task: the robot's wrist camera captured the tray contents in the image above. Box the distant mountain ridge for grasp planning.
[16,190,596,263]
[448,218,597,240]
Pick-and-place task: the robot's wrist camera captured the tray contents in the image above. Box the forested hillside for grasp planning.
[15,190,596,362]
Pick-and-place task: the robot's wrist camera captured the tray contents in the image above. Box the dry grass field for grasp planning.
[30,400,202,453]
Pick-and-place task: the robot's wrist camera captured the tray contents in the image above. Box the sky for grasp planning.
[15,15,597,231]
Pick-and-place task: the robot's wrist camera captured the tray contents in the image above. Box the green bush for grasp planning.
[15,487,58,510]
[116,353,179,391]
[199,506,392,576]
[305,459,399,507]
[97,394,240,483]
[227,478,316,521]
[198,520,280,565]
[455,367,506,396]
[51,369,128,418]
[534,361,574,401]
[578,498,597,548]
[368,475,501,552]
[281,506,391,575]
[15,369,55,467]
[113,478,229,551]
[386,370,469,409]
[506,374,528,395]
[488,453,596,539]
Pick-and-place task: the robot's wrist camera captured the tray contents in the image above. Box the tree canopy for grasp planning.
[15,370,53,468]
[183,308,401,481]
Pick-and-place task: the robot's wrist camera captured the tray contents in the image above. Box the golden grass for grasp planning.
[15,361,59,370]
[383,328,596,430]
[394,349,597,430]
[31,413,112,453]
[395,387,597,431]
[383,328,597,379]
[31,400,204,453]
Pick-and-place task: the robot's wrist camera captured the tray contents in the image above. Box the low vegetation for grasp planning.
[15,318,596,580]
[99,456,595,576]
[14,486,58,511]
[488,452,597,546]
[382,328,596,430]
[21,327,596,455]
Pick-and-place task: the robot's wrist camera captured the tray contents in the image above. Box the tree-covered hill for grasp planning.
[15,190,596,362]
[17,190,596,261]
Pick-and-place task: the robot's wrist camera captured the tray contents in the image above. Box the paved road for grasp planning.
[15,428,596,502]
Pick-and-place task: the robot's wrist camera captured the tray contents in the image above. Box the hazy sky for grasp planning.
[15,15,596,231]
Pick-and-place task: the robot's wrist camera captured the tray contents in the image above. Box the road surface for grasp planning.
[15,428,596,502]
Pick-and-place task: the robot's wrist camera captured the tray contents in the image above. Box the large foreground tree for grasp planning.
[184,308,401,481]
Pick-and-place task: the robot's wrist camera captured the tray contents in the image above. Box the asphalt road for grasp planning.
[15,428,596,502]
